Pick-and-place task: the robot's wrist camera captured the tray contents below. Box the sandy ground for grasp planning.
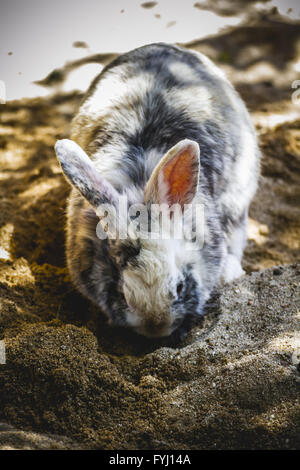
[0,15,300,449]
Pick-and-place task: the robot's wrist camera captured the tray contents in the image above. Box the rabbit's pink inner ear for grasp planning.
[157,142,200,207]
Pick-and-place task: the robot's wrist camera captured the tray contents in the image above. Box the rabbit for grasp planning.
[55,43,259,338]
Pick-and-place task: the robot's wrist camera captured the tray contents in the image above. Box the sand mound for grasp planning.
[0,261,299,449]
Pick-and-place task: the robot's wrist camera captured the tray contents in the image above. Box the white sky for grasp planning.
[0,0,299,100]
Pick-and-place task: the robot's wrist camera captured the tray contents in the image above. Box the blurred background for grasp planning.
[1,0,300,100]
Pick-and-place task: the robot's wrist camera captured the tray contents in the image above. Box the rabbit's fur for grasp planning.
[55,43,259,338]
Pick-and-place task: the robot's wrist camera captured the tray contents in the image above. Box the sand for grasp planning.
[0,15,300,450]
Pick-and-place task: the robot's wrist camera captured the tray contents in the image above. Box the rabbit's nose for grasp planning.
[143,318,170,337]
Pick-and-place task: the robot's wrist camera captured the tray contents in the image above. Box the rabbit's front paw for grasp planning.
[222,254,245,284]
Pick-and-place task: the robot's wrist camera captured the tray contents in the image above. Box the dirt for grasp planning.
[0,15,300,450]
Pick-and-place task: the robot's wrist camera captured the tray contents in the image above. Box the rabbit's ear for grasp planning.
[144,139,200,208]
[55,139,119,209]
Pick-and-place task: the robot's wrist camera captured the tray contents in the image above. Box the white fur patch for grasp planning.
[168,61,201,84]
[85,68,154,115]
[222,254,245,283]
[145,148,164,177]
[166,85,214,121]
[220,124,258,221]
[227,222,247,261]
[188,49,228,82]
[92,141,132,188]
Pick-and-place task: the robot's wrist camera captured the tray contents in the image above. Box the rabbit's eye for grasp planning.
[176,282,184,296]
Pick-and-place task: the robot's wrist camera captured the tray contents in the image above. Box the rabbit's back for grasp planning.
[71,43,259,223]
